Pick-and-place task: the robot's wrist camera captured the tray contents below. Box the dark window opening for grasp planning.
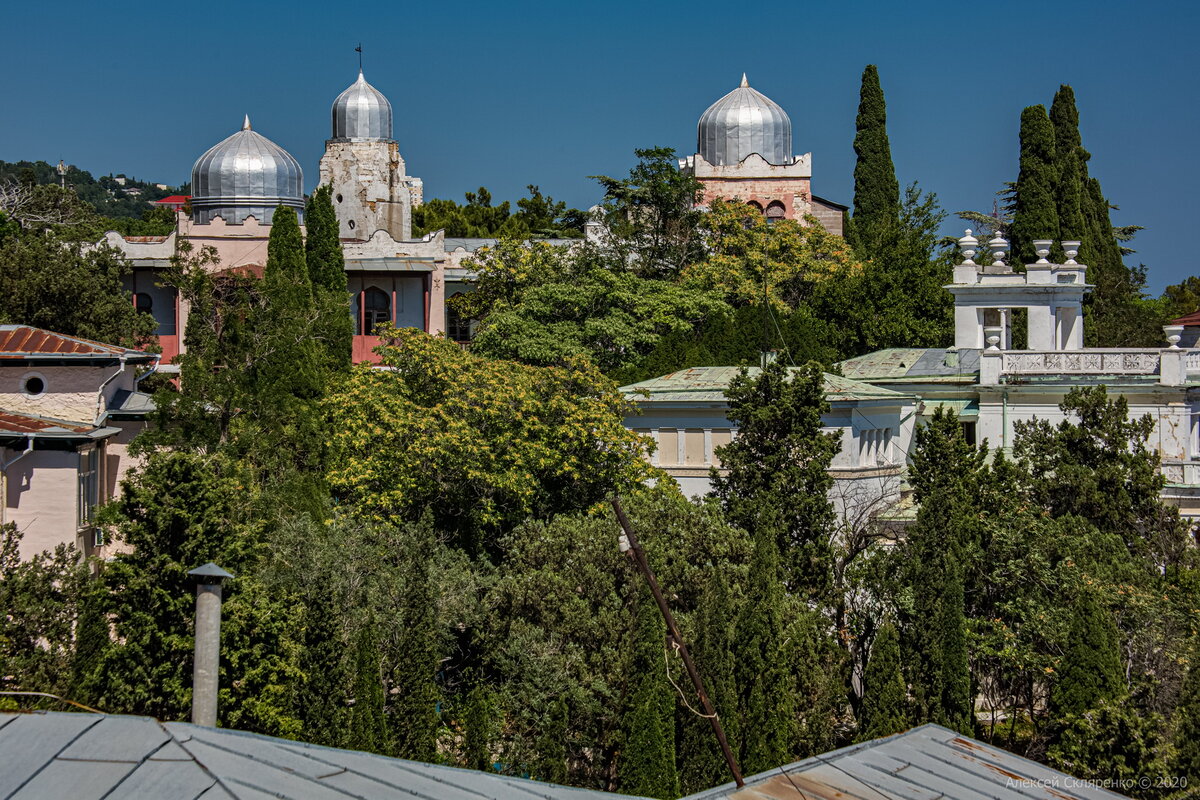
[766,202,786,224]
[360,287,391,334]
[446,292,474,343]
[962,422,977,447]
[135,292,153,314]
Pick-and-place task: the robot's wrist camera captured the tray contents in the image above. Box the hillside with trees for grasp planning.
[1,67,1200,800]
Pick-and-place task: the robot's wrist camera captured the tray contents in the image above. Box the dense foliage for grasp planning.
[3,69,1199,800]
[412,185,586,239]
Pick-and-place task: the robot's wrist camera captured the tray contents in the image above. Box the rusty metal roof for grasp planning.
[0,325,155,361]
[0,411,95,435]
[684,724,1125,800]
[0,410,118,441]
[839,348,981,382]
[621,366,913,404]
[0,711,650,800]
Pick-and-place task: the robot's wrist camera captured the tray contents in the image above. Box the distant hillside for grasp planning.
[0,159,184,220]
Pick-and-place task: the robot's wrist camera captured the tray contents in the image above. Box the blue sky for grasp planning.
[5,0,1196,292]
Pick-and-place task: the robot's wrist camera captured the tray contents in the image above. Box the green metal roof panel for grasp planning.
[839,348,981,381]
[620,366,914,404]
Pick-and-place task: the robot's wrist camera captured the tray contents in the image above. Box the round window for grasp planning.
[336,194,343,203]
[21,373,46,397]
[348,219,356,230]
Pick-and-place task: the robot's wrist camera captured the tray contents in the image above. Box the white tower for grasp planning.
[319,71,423,241]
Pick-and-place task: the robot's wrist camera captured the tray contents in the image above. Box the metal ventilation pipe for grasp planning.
[187,563,234,727]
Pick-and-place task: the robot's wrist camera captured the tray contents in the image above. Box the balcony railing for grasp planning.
[982,348,1200,385]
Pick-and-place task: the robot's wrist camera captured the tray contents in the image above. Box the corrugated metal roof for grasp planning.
[684,724,1126,800]
[0,326,155,361]
[620,366,913,404]
[0,711,650,800]
[0,410,98,436]
[839,348,982,382]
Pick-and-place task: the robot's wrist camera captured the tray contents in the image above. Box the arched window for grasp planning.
[360,287,391,334]
[746,200,763,213]
[765,201,786,224]
[134,292,153,314]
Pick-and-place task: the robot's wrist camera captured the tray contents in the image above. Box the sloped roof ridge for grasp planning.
[0,324,146,357]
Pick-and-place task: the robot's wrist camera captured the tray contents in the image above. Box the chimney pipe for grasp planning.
[187,562,233,727]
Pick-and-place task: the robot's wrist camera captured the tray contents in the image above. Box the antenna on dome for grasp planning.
[740,73,749,88]
[356,43,363,73]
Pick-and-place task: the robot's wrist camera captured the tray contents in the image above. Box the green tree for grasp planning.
[485,491,750,790]
[325,327,653,553]
[1013,386,1185,568]
[1172,638,1200,782]
[0,224,156,347]
[1050,590,1124,719]
[464,242,727,374]
[732,519,793,773]
[678,571,739,794]
[297,588,349,748]
[346,619,388,755]
[591,147,706,277]
[712,360,839,596]
[462,673,496,771]
[0,525,87,706]
[389,520,440,762]
[305,185,353,371]
[859,621,908,741]
[618,587,680,800]
[933,565,973,734]
[1009,105,1059,268]
[848,64,900,257]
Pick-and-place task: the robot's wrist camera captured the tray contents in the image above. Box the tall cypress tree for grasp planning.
[849,64,900,257]
[732,517,794,774]
[934,566,972,735]
[859,621,908,741]
[304,186,353,371]
[678,570,739,794]
[1049,86,1086,247]
[618,586,680,800]
[1009,105,1059,268]
[298,588,350,748]
[260,205,321,402]
[462,674,494,772]
[390,521,440,762]
[1050,590,1124,719]
[346,618,388,755]
[1172,637,1200,782]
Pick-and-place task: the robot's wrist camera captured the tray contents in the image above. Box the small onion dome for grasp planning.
[697,74,793,167]
[190,116,305,225]
[331,70,393,140]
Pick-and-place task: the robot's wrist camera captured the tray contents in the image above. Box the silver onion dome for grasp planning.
[697,74,793,167]
[331,71,393,140]
[190,116,305,225]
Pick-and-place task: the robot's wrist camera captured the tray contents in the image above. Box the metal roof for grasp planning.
[0,326,156,362]
[620,366,913,404]
[684,724,1126,800]
[0,410,117,440]
[0,711,650,800]
[838,348,981,382]
[697,74,792,167]
[190,116,305,226]
[331,70,393,141]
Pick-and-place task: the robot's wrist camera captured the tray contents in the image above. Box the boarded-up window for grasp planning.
[711,429,732,467]
[684,429,706,466]
[658,429,679,465]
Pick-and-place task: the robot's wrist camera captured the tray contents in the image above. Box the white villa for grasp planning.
[622,234,1200,521]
